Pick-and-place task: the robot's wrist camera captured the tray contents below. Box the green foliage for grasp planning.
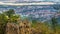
[2,9,20,23]
[10,14,20,23]
[0,14,8,34]
[32,22,52,34]
[51,17,58,32]
[0,14,8,24]
[3,9,15,17]
[0,9,20,34]
[31,20,37,27]
[31,19,60,34]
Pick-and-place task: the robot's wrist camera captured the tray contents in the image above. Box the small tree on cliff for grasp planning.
[51,17,58,32]
[3,9,15,17]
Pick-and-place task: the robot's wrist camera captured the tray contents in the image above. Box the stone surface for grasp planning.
[6,19,31,34]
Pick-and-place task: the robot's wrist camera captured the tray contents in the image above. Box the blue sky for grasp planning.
[0,0,60,2]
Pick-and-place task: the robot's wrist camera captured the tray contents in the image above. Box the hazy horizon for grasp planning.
[0,0,60,3]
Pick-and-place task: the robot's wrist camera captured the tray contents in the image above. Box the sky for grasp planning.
[0,0,60,2]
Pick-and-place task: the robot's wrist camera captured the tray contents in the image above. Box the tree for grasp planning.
[3,9,15,17]
[3,9,20,23]
[51,17,58,32]
[0,9,20,34]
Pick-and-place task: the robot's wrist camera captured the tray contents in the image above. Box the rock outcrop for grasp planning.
[6,19,32,34]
